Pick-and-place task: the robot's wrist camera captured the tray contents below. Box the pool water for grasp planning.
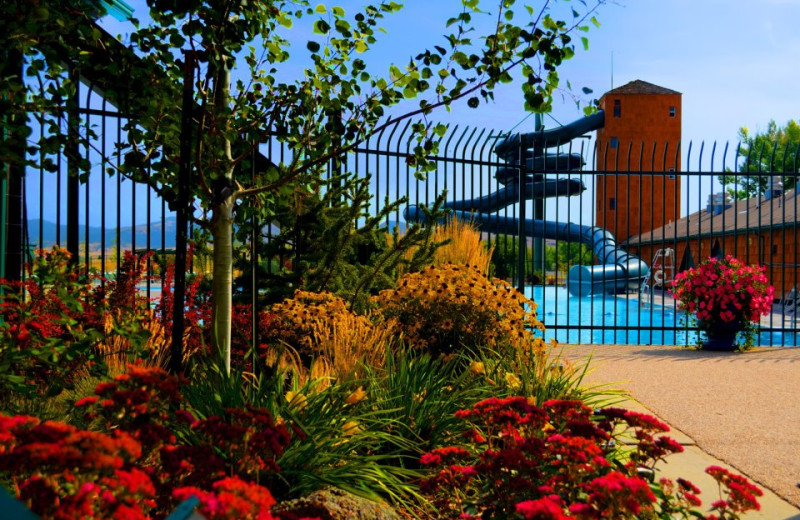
[526,285,798,347]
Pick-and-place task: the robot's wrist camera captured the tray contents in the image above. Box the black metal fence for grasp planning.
[5,44,800,350]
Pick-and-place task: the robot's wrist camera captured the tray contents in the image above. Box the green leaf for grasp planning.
[277,12,293,28]
[307,41,321,52]
[314,20,330,34]
[315,4,327,13]
[354,40,368,53]
[581,36,589,51]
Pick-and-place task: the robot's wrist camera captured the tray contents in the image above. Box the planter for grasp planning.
[701,321,744,351]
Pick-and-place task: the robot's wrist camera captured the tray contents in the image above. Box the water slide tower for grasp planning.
[595,80,682,241]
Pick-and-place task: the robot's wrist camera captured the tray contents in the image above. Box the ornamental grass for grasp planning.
[430,217,494,275]
[396,216,494,276]
[267,290,396,384]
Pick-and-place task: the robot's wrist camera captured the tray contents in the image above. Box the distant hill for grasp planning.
[26,217,407,251]
[27,217,178,251]
[382,220,407,233]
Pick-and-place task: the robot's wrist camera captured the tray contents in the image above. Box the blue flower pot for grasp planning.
[701,322,744,351]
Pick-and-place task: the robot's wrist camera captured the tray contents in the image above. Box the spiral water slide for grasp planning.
[405,110,649,296]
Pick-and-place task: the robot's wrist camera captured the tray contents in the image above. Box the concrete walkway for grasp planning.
[562,344,800,519]
[619,398,800,519]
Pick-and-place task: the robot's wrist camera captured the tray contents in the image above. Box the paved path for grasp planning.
[561,344,800,516]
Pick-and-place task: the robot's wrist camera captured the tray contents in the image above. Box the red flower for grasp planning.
[516,496,569,520]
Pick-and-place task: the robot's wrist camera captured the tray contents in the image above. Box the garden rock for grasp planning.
[272,488,402,520]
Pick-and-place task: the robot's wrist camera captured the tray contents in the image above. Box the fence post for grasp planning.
[517,135,526,293]
[66,67,80,266]
[170,50,196,376]
[1,49,25,282]
[532,113,545,280]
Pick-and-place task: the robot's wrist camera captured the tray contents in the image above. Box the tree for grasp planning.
[719,120,800,199]
[489,234,529,281]
[554,241,592,273]
[4,0,604,374]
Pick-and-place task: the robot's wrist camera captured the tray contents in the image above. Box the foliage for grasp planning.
[489,234,528,280]
[0,401,314,520]
[236,175,448,313]
[0,247,160,400]
[552,242,594,273]
[6,364,306,519]
[154,251,277,368]
[472,344,621,409]
[0,413,156,520]
[0,250,768,520]
[362,348,499,462]
[2,0,605,373]
[373,264,545,356]
[669,255,773,349]
[718,120,800,198]
[177,349,428,511]
[426,217,495,276]
[419,397,762,519]
[173,477,285,520]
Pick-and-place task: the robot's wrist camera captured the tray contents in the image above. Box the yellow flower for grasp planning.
[504,372,522,391]
[470,361,486,375]
[345,386,367,405]
[342,420,362,436]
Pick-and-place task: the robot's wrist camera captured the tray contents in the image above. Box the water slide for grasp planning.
[405,109,650,296]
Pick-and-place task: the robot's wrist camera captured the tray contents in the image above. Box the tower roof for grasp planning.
[604,80,681,96]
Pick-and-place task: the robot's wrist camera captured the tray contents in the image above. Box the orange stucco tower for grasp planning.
[595,80,682,242]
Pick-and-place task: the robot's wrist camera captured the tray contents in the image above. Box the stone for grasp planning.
[272,487,402,520]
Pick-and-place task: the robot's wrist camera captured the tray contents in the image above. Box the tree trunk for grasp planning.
[210,61,235,374]
[211,197,235,374]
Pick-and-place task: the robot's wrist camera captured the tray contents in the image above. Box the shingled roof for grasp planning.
[624,189,800,246]
[604,80,681,96]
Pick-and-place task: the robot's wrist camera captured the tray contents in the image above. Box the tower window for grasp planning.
[669,106,676,118]
[613,99,621,118]
[610,137,619,149]
[609,197,616,210]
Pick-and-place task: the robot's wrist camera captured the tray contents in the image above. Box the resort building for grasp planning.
[624,186,800,299]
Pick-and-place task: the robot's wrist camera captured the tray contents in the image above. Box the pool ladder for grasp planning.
[639,248,675,307]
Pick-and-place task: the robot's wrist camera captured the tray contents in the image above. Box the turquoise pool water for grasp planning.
[526,285,798,347]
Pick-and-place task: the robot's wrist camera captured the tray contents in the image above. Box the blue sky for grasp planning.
[100,0,800,150]
[31,1,800,231]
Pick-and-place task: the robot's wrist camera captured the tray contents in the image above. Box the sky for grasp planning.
[31,0,800,230]
[99,0,800,158]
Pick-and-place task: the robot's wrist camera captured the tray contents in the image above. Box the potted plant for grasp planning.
[669,254,774,350]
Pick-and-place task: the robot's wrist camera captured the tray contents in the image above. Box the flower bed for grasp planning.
[0,248,764,519]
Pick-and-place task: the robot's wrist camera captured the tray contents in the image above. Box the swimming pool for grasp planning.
[526,285,799,347]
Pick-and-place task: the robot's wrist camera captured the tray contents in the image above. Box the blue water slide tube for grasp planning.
[494,154,584,185]
[494,110,606,160]
[404,206,648,296]
[444,178,585,214]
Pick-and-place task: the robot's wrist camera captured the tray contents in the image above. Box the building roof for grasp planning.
[624,188,800,246]
[604,80,681,96]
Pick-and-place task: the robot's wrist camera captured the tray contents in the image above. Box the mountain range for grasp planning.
[26,217,407,252]
[27,217,179,251]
